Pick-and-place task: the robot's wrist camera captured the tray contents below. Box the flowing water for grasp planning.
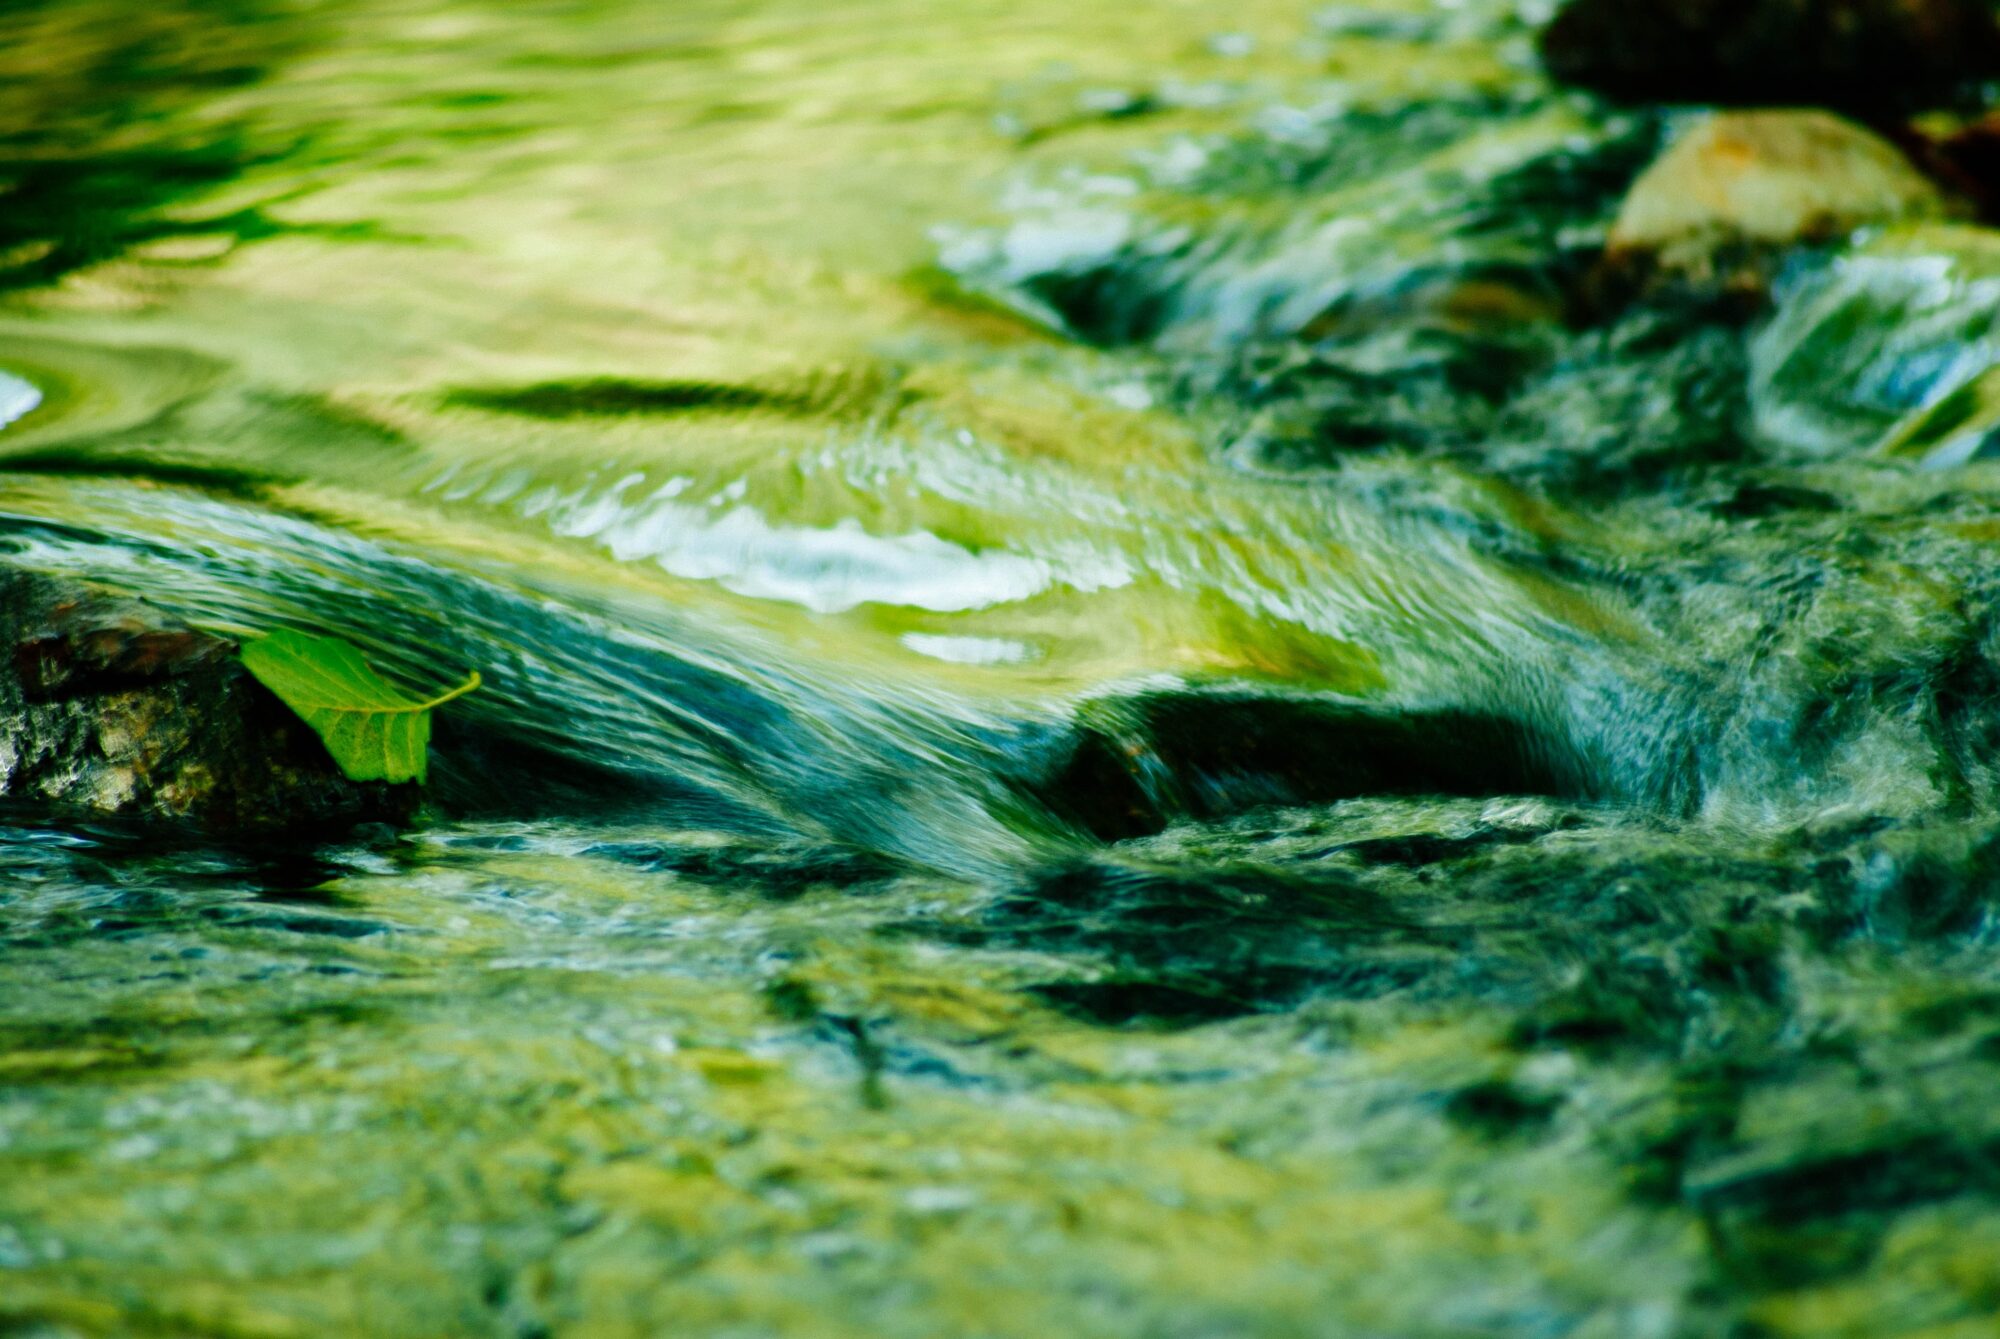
[6,2,2000,1335]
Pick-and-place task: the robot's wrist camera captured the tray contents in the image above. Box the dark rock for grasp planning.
[1894,110,2000,223]
[1032,690,1597,841]
[0,568,416,833]
[1538,0,2000,114]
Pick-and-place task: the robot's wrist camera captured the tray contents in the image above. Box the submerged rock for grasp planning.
[1874,361,2000,466]
[0,569,416,833]
[1538,0,2000,114]
[1751,223,2000,458]
[1033,689,1610,841]
[1604,110,1954,290]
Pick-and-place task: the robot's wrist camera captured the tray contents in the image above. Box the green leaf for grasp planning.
[240,629,480,785]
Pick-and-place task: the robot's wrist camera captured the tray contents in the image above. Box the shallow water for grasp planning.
[6,2,2000,1336]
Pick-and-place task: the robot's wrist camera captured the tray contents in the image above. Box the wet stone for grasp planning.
[1030,689,1600,841]
[1751,223,2000,458]
[1537,0,2000,115]
[0,567,416,834]
[1602,110,1956,296]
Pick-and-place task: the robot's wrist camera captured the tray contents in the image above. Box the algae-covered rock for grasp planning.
[1605,111,1954,287]
[0,568,416,832]
[1752,223,2000,457]
[1873,360,2000,466]
[1539,0,2000,113]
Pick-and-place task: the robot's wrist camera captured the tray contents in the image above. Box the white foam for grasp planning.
[900,633,1036,665]
[550,487,1054,614]
[0,371,42,431]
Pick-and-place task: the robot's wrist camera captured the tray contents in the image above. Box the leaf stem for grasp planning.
[413,670,482,712]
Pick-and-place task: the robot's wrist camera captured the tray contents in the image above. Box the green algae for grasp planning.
[8,805,2000,1337]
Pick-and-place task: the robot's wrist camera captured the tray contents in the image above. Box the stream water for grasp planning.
[6,2,2000,1336]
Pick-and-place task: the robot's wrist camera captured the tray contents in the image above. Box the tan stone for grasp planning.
[1607,111,1955,275]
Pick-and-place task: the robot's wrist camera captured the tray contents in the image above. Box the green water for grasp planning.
[5,2,2000,1335]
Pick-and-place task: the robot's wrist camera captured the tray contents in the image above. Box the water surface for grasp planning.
[5,2,2000,1336]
